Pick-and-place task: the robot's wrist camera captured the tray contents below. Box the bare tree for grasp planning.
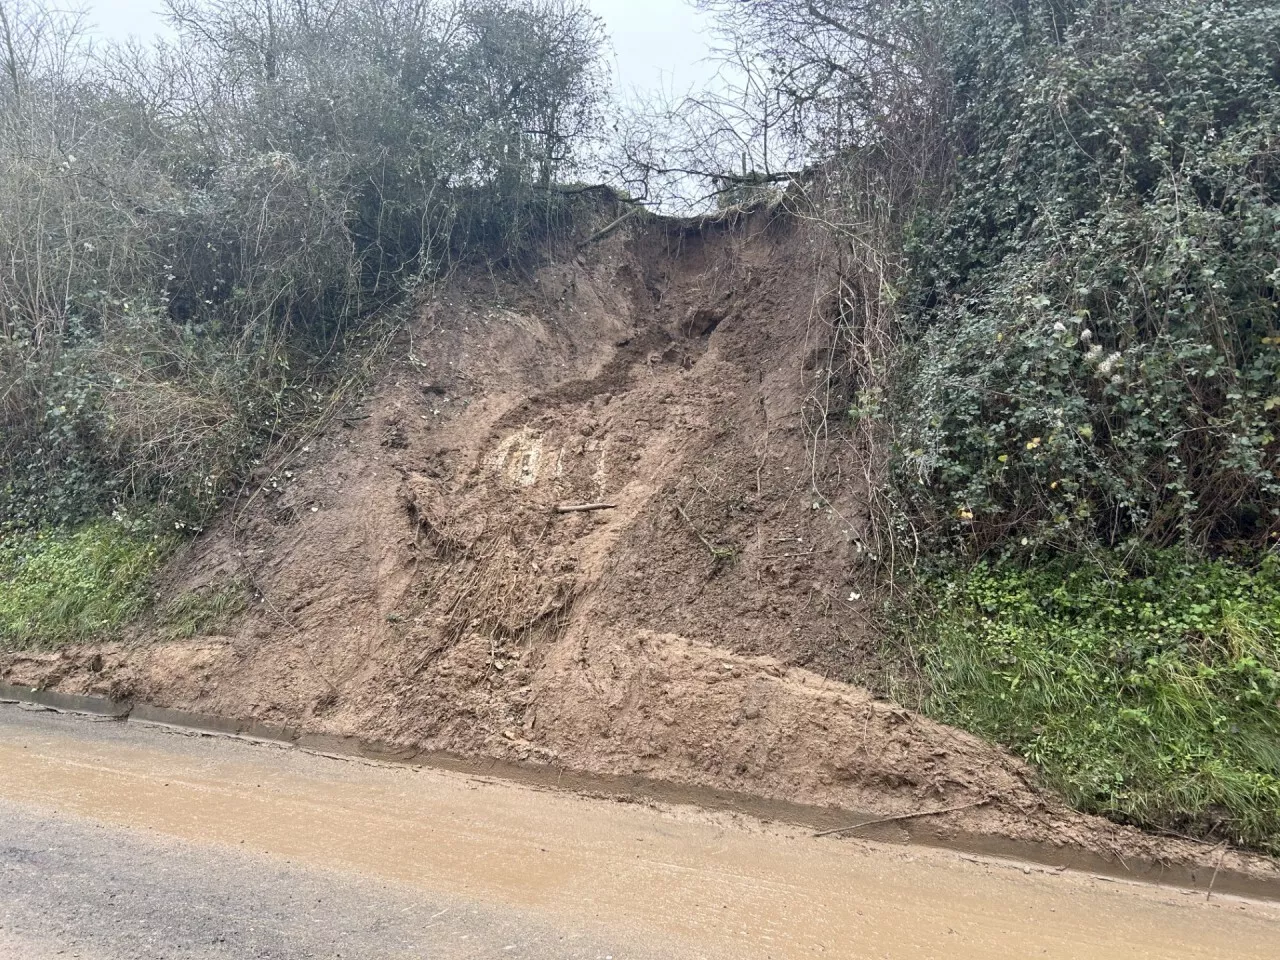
[696,0,944,149]
[605,44,807,211]
[607,0,950,210]
[1,0,614,529]
[0,0,90,111]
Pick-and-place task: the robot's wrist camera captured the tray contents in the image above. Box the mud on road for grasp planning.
[2,706,1278,960]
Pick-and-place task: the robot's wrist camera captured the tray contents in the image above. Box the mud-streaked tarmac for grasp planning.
[1,705,1275,959]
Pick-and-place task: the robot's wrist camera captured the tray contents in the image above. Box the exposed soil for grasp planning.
[3,208,1277,888]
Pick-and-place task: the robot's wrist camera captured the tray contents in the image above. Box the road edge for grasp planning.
[2,682,1276,903]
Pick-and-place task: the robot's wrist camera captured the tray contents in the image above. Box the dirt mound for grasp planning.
[4,209,1277,886]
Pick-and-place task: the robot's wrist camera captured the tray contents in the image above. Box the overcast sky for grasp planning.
[81,0,719,96]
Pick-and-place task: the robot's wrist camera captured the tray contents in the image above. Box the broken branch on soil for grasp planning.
[554,502,617,514]
[813,797,994,838]
[1206,842,1229,902]
[577,207,640,250]
[674,503,735,560]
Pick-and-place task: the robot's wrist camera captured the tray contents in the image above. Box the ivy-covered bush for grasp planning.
[869,0,1280,850]
[895,0,1280,556]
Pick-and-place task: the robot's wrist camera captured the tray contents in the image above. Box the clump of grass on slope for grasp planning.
[921,553,1280,854]
[158,579,251,640]
[0,522,172,649]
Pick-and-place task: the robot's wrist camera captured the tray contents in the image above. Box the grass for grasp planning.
[918,552,1280,854]
[0,521,173,649]
[158,579,250,639]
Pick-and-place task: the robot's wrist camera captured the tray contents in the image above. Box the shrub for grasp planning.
[893,0,1280,557]
[0,0,611,532]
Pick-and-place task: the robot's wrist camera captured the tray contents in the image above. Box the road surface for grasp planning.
[1,704,1277,959]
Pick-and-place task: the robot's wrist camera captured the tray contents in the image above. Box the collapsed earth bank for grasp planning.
[4,210,1276,891]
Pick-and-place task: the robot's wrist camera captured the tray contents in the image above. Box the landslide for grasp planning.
[4,209,1276,886]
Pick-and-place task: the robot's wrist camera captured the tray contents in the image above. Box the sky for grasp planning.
[81,0,720,97]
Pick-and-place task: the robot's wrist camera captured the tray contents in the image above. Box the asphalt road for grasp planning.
[0,799,643,960]
[1,705,1277,959]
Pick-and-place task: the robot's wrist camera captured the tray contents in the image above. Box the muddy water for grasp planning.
[1,710,1275,959]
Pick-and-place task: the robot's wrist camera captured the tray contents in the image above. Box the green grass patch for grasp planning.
[920,553,1280,854]
[157,579,250,640]
[0,522,173,649]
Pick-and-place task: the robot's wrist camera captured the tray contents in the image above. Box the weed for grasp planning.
[0,522,173,649]
[916,553,1280,853]
[158,579,251,640]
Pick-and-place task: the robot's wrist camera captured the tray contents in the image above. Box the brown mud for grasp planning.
[3,705,1278,960]
[3,209,1277,891]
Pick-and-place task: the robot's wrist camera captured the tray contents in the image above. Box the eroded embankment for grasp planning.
[3,210,1277,890]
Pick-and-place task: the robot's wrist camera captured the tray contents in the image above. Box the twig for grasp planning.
[1206,842,1228,902]
[674,503,732,559]
[760,551,817,560]
[814,797,993,838]
[1152,827,1223,847]
[554,502,617,514]
[577,208,640,249]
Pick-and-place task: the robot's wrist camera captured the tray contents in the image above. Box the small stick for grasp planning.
[577,207,639,249]
[760,551,817,560]
[814,797,993,838]
[554,503,617,514]
[1206,842,1228,902]
[674,503,726,558]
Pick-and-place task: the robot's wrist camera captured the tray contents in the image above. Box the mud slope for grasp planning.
[5,210,1276,885]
